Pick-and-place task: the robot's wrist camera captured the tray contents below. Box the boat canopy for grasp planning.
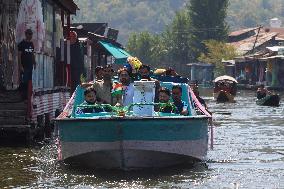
[99,41,131,64]
[214,75,238,83]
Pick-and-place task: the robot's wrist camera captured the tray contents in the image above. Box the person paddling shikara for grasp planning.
[256,84,272,99]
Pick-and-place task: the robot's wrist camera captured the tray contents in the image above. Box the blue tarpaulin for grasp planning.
[99,41,131,64]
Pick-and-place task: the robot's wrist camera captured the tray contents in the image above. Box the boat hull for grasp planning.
[256,94,280,107]
[57,117,209,169]
[214,90,235,103]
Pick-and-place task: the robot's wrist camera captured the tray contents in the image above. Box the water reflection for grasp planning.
[33,142,210,188]
[0,147,38,188]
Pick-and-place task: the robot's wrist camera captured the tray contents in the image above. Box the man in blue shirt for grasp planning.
[172,85,188,115]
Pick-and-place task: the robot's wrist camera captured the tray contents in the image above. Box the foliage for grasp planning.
[73,0,187,44]
[198,40,238,76]
[161,10,192,74]
[227,0,284,30]
[80,74,86,83]
[73,0,284,45]
[126,10,193,74]
[126,32,167,67]
[187,0,229,59]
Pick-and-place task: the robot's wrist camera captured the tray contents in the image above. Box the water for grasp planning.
[1,90,284,189]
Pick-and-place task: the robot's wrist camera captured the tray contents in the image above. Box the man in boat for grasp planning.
[81,65,121,106]
[165,67,178,76]
[155,87,176,113]
[189,82,208,110]
[117,67,134,106]
[138,64,160,102]
[17,29,36,99]
[94,66,104,81]
[257,84,272,99]
[172,85,189,115]
[76,87,104,114]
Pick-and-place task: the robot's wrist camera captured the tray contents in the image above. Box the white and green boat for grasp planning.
[56,81,211,170]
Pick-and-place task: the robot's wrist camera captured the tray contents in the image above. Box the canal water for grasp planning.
[1,90,283,188]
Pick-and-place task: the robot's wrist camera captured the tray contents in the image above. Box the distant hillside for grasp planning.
[227,0,284,30]
[73,0,284,44]
[73,0,187,44]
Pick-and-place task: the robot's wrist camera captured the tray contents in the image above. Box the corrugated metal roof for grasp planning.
[266,46,284,52]
[186,63,214,67]
[229,27,257,37]
[228,29,278,55]
[52,0,79,14]
[266,27,284,38]
[259,55,284,60]
[234,51,274,62]
[229,27,284,55]
[71,23,107,36]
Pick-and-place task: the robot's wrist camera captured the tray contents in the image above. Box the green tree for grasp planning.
[198,40,238,76]
[73,0,284,45]
[187,0,229,60]
[127,32,166,68]
[163,10,192,74]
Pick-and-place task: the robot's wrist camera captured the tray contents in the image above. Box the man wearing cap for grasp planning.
[18,29,36,99]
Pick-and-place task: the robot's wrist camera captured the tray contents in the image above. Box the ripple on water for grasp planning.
[0,90,283,188]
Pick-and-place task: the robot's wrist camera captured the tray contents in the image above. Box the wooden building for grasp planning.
[0,0,78,142]
[187,63,215,87]
[259,52,284,89]
[65,23,130,92]
[228,26,284,86]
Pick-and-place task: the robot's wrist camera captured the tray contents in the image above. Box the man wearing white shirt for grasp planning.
[118,68,134,106]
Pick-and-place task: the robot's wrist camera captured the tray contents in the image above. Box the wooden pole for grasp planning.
[66,14,71,88]
[252,26,262,53]
[61,9,65,85]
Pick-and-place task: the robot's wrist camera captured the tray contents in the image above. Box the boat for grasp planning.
[213,75,237,103]
[256,94,280,107]
[55,80,212,170]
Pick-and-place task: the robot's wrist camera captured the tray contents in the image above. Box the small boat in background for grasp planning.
[256,94,280,107]
[213,75,237,103]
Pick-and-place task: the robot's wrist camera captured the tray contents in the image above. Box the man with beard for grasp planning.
[82,65,121,106]
[172,85,189,115]
[138,64,160,102]
[117,68,134,106]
